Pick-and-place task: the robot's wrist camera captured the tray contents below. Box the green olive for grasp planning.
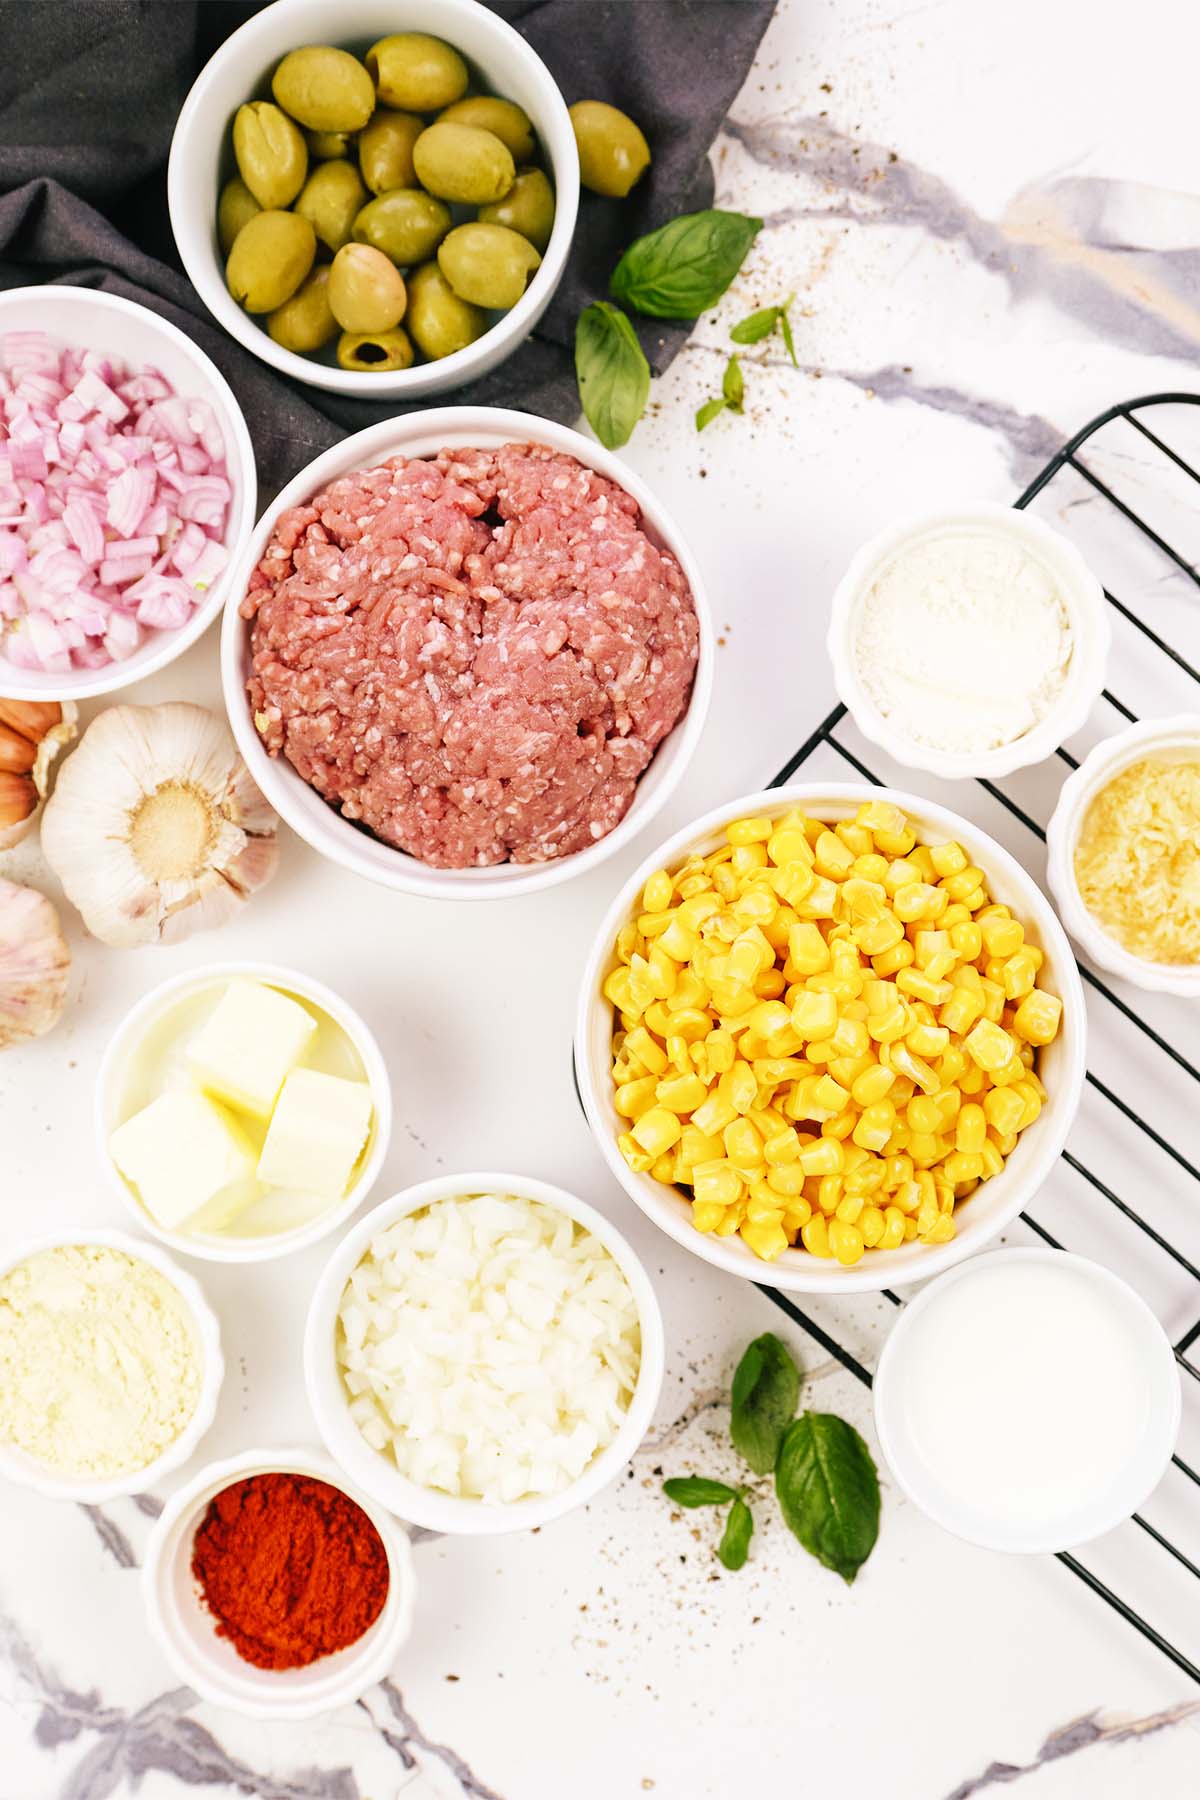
[356,108,423,194]
[365,33,469,111]
[336,327,415,372]
[327,243,407,333]
[568,100,650,198]
[304,126,353,160]
[437,222,540,311]
[226,210,316,313]
[232,101,308,209]
[271,46,376,133]
[217,176,261,256]
[477,166,555,252]
[405,262,486,362]
[267,267,338,352]
[436,96,534,161]
[295,159,368,254]
[352,188,451,266]
[412,121,514,205]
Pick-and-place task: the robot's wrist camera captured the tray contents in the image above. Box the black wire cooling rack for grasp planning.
[763,394,1200,1687]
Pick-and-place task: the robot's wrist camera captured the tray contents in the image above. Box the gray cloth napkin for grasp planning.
[0,0,773,499]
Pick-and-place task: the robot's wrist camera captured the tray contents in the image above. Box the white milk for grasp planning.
[892,1258,1151,1531]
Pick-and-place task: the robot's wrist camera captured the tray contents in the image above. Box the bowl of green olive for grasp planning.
[168,0,580,395]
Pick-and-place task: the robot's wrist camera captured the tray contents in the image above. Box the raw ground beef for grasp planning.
[241,443,700,867]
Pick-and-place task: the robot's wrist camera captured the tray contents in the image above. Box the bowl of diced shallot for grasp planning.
[0,285,256,700]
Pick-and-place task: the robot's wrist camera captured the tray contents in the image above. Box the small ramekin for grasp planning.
[0,285,256,702]
[0,1228,223,1503]
[872,1248,1181,1554]
[304,1172,665,1534]
[143,1446,416,1719]
[575,782,1088,1295]
[168,0,579,398]
[1046,714,1200,998]
[220,407,713,901]
[827,503,1110,779]
[96,962,393,1264]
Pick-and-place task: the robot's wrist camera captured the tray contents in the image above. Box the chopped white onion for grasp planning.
[336,1193,642,1505]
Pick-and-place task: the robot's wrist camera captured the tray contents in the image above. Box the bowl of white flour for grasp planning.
[827,503,1109,778]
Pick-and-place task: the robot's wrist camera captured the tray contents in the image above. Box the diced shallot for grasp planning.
[0,330,233,673]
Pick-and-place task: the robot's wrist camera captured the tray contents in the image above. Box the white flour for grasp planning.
[851,528,1074,754]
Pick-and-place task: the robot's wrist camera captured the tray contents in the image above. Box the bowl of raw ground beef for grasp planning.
[221,408,711,897]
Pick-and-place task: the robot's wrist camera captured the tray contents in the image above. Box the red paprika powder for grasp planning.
[191,1471,389,1670]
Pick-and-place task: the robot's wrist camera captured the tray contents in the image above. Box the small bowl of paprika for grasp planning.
[143,1446,415,1718]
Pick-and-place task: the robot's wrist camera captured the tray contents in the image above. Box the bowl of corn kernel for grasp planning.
[575,785,1087,1293]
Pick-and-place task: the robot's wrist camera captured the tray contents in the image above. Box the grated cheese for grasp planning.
[1073,755,1200,963]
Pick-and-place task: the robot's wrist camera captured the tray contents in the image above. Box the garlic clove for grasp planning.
[40,702,280,948]
[0,876,70,1050]
[0,696,78,850]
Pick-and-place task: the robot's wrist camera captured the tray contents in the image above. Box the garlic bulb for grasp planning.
[41,703,280,948]
[0,698,78,850]
[0,876,70,1049]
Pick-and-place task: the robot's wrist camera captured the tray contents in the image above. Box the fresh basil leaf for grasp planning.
[662,1475,739,1508]
[775,1413,881,1584]
[779,305,798,369]
[730,1333,801,1474]
[717,1495,753,1570]
[574,302,651,450]
[695,396,726,432]
[722,354,744,411]
[611,209,763,319]
[729,304,781,345]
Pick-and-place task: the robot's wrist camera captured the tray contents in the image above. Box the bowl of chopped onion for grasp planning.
[0,286,256,699]
[304,1172,665,1534]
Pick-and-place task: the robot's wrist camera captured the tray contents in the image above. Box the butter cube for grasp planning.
[109,1091,256,1230]
[188,979,317,1118]
[257,1069,373,1197]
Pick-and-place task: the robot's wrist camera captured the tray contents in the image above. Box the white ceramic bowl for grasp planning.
[220,407,713,899]
[1046,714,1200,998]
[827,503,1110,779]
[0,1228,223,1502]
[143,1446,415,1718]
[96,961,392,1263]
[575,782,1088,1295]
[0,285,256,701]
[304,1171,666,1533]
[872,1248,1181,1553]
[168,0,579,398]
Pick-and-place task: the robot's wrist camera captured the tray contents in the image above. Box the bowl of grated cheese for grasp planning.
[1046,714,1200,997]
[304,1172,664,1533]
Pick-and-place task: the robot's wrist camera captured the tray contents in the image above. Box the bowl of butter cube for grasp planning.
[96,963,392,1263]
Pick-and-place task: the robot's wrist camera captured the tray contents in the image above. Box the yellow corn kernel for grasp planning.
[943,1149,983,1186]
[723,1117,764,1170]
[767,1162,808,1198]
[938,1043,967,1087]
[656,1074,708,1114]
[921,1213,956,1244]
[1002,947,1040,999]
[839,876,885,922]
[796,875,839,919]
[744,1179,785,1222]
[615,1076,659,1119]
[948,919,983,962]
[836,821,875,857]
[871,939,915,976]
[896,967,953,1006]
[853,1101,895,1152]
[891,1179,921,1214]
[814,829,855,879]
[678,1125,723,1167]
[856,799,908,836]
[716,1061,755,1115]
[894,881,945,923]
[851,1063,896,1107]
[940,986,984,1035]
[782,1199,813,1234]
[691,1200,727,1234]
[981,914,1024,958]
[643,869,675,914]
[978,978,1005,1024]
[908,1132,945,1169]
[791,989,838,1040]
[785,921,829,976]
[916,1190,939,1235]
[867,1002,908,1044]
[617,1131,656,1173]
[799,1136,845,1177]
[982,1086,1024,1136]
[884,1152,914,1187]
[951,1102,985,1154]
[854,913,906,957]
[726,815,772,845]
[942,865,986,902]
[878,1205,906,1250]
[1012,1080,1042,1128]
[650,1153,678,1184]
[889,1043,939,1094]
[762,1129,799,1167]
[813,1173,842,1215]
[906,1022,950,1060]
[625,1026,667,1076]
[692,1091,736,1137]
[714,1198,748,1237]
[906,1094,942,1135]
[929,839,968,877]
[692,1160,744,1208]
[958,1063,986,1095]
[631,1107,682,1156]
[851,853,891,885]
[767,825,812,868]
[844,1157,885,1197]
[858,1204,885,1247]
[603,967,634,1011]
[881,856,922,895]
[740,1217,790,1261]
[828,1218,866,1265]
[1012,989,1062,1046]
[829,1015,870,1060]
[801,1214,832,1257]
[813,1073,850,1113]
[964,1018,1016,1073]
[833,1191,864,1225]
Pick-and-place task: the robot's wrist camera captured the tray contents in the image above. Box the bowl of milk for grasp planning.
[873,1247,1180,1553]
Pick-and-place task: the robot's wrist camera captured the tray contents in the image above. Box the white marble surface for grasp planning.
[3,0,1200,1793]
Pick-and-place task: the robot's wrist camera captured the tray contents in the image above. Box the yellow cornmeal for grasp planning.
[1074,757,1200,965]
[0,1244,202,1477]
